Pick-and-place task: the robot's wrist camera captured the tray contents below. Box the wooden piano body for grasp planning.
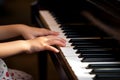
[31,0,120,80]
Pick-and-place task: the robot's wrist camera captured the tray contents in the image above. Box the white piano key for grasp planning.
[77,74,95,80]
[71,66,92,74]
[84,62,120,65]
[64,57,95,80]
[60,47,78,56]
[65,57,89,68]
[70,64,95,80]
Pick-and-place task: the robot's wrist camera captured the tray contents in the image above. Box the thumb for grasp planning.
[45,45,59,53]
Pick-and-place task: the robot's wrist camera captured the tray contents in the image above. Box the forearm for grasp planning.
[0,24,22,40]
[0,40,28,58]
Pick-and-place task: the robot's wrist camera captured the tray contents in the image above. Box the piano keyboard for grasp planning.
[39,10,120,80]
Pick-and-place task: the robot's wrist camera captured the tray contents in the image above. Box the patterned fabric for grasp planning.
[0,59,33,80]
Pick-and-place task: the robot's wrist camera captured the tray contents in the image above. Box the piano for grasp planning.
[31,0,120,80]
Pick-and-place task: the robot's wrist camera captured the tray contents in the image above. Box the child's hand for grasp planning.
[16,24,59,39]
[26,35,66,53]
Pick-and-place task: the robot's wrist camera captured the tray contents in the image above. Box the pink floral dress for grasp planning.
[0,59,33,80]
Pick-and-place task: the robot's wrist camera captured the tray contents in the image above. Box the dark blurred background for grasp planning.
[0,0,33,25]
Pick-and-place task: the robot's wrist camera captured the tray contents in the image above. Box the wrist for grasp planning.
[18,40,30,53]
[12,24,28,36]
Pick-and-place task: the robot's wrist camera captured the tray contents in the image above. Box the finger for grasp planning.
[49,31,59,35]
[47,36,66,43]
[36,28,59,35]
[45,45,60,53]
[41,28,59,35]
[47,40,66,47]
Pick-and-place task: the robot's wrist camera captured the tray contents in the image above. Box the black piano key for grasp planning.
[87,64,120,68]
[64,32,98,37]
[66,34,87,38]
[71,42,115,47]
[94,74,120,80]
[62,28,89,33]
[91,68,120,73]
[69,38,117,43]
[64,32,79,35]
[76,50,115,54]
[77,48,112,52]
[72,42,118,48]
[71,42,94,45]
[63,30,81,32]
[69,39,119,47]
[64,32,93,37]
[73,45,103,49]
[79,53,113,58]
[82,58,117,62]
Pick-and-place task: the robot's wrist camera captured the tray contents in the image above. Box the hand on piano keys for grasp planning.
[14,24,66,53]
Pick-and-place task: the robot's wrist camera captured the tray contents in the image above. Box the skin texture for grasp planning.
[0,24,66,58]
